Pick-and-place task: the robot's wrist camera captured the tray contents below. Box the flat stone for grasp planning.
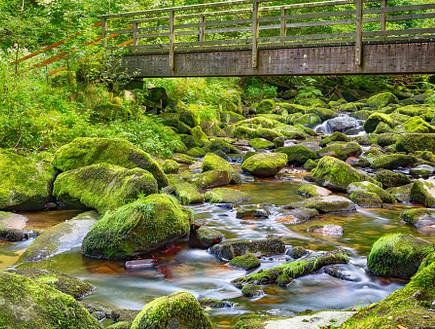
[264,311,356,329]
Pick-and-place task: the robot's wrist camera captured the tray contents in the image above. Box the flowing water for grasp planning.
[1,169,434,328]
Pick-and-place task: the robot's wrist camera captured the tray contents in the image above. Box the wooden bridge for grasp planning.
[99,0,435,77]
[13,0,435,78]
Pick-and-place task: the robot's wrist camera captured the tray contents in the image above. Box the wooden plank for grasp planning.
[199,15,205,42]
[169,10,176,70]
[252,0,260,68]
[259,31,355,43]
[363,28,435,37]
[355,0,363,66]
[364,3,435,15]
[386,13,435,22]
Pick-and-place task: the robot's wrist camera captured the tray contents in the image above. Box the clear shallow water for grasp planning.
[1,170,434,328]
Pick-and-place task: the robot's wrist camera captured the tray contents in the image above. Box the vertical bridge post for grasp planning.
[169,10,176,70]
[101,17,107,48]
[280,7,287,45]
[355,0,363,66]
[252,0,260,68]
[199,15,205,42]
[133,22,138,46]
[380,0,387,41]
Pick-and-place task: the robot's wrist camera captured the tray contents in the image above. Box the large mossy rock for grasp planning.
[191,169,231,189]
[0,212,34,242]
[319,131,350,147]
[210,238,285,261]
[131,291,212,329]
[371,154,415,170]
[367,233,434,279]
[172,182,204,205]
[0,271,101,329]
[23,211,99,262]
[53,163,158,213]
[363,113,394,133]
[400,208,435,231]
[366,92,398,110]
[0,149,56,212]
[82,194,192,259]
[52,137,168,188]
[286,195,356,214]
[204,188,251,204]
[410,179,435,207]
[347,181,395,204]
[396,133,435,153]
[241,152,287,177]
[311,156,379,192]
[202,153,241,184]
[403,117,435,133]
[317,142,362,161]
[207,139,241,155]
[386,183,412,203]
[276,145,317,165]
[374,169,411,188]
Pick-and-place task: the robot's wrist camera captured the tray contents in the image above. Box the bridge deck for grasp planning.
[102,0,435,77]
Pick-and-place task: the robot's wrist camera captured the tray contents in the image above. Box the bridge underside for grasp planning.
[123,41,435,77]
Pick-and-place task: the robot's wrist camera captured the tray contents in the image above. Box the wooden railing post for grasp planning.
[169,10,176,70]
[199,15,205,42]
[252,0,259,68]
[101,18,107,48]
[280,7,287,39]
[133,22,138,46]
[355,0,363,66]
[380,0,387,41]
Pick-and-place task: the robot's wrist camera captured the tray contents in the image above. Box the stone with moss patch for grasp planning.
[187,147,206,158]
[82,194,192,259]
[396,133,435,153]
[400,208,435,231]
[0,149,56,212]
[210,238,285,261]
[198,298,234,309]
[319,132,350,147]
[367,233,434,279]
[53,137,168,188]
[220,111,245,123]
[249,138,275,150]
[202,153,241,184]
[349,190,383,208]
[191,226,224,249]
[23,211,99,263]
[303,159,319,170]
[229,253,260,271]
[286,195,356,214]
[172,182,204,205]
[410,179,435,207]
[371,154,415,170]
[347,181,395,204]
[53,163,158,213]
[311,157,379,192]
[297,185,331,198]
[363,112,394,133]
[0,271,101,329]
[317,142,362,161]
[375,169,411,188]
[367,92,399,110]
[207,139,241,155]
[403,117,435,133]
[242,152,287,177]
[410,164,434,179]
[276,145,317,166]
[236,207,269,219]
[131,291,212,329]
[241,284,263,297]
[205,188,250,204]
[172,153,196,164]
[386,184,412,203]
[162,159,179,174]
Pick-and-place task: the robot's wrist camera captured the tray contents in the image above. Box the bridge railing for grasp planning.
[100,0,435,69]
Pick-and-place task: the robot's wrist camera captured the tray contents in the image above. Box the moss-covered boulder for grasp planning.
[82,194,192,259]
[386,183,412,203]
[231,249,348,287]
[198,298,234,309]
[347,181,395,204]
[410,179,435,207]
[191,169,231,189]
[7,268,94,299]
[255,127,285,141]
[172,153,196,164]
[396,133,435,153]
[23,211,99,262]
[256,99,276,114]
[187,147,206,158]
[410,164,434,179]
[400,208,435,231]
[0,271,101,329]
[179,107,200,128]
[371,154,416,170]
[210,238,285,261]
[204,188,250,204]
[248,138,274,150]
[53,163,158,213]
[220,111,245,123]
[52,137,168,188]
[236,207,269,220]
[349,190,383,208]
[202,153,241,184]
[297,184,331,198]
[276,145,317,166]
[241,152,287,177]
[317,142,362,161]
[0,212,35,242]
[375,169,411,188]
[190,226,224,249]
[172,182,204,205]
[363,113,394,133]
[366,92,399,110]
[276,207,319,224]
[403,117,435,133]
[229,253,260,271]
[319,132,350,147]
[367,233,434,279]
[191,126,209,145]
[241,284,263,297]
[286,195,356,214]
[131,291,212,329]
[311,156,379,192]
[161,159,179,174]
[0,149,56,212]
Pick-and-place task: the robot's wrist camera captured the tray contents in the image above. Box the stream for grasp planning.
[1,165,434,328]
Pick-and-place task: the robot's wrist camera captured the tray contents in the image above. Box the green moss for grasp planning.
[367,233,434,279]
[374,169,411,188]
[187,147,206,157]
[303,158,319,170]
[176,120,192,134]
[107,322,131,329]
[52,137,168,188]
[248,138,275,150]
[172,182,204,205]
[191,169,231,189]
[292,114,321,127]
[207,139,241,155]
[202,153,241,184]
[204,188,251,204]
[363,112,394,133]
[255,128,284,141]
[0,149,55,211]
[366,92,399,110]
[410,179,435,207]
[373,133,399,147]
[82,194,192,259]
[220,111,245,123]
[317,142,362,161]
[233,314,268,329]
[197,298,233,308]
[194,226,224,248]
[276,145,317,166]
[386,183,412,203]
[287,195,355,214]
[131,291,212,329]
[306,107,336,121]
[234,126,257,139]
[403,117,435,133]
[297,184,330,198]
[229,253,260,271]
[53,163,158,214]
[347,181,395,204]
[172,153,196,164]
[241,152,287,177]
[373,122,394,134]
[410,164,434,179]
[178,106,200,127]
[371,154,415,170]
[210,238,285,261]
[162,159,179,174]
[311,156,379,192]
[232,250,349,287]
[319,132,350,147]
[400,208,435,225]
[191,126,209,145]
[349,190,383,208]
[241,284,263,297]
[159,112,179,127]
[395,104,433,119]
[351,110,372,120]
[274,126,308,139]
[0,271,101,329]
[396,133,435,153]
[256,99,276,114]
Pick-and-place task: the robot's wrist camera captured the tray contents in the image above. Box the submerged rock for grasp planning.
[53,137,168,188]
[286,195,356,214]
[53,163,158,213]
[210,238,285,261]
[276,208,319,224]
[130,291,212,329]
[0,212,35,242]
[0,149,56,212]
[236,206,269,219]
[204,188,251,204]
[307,224,344,237]
[367,233,434,279]
[82,194,192,259]
[400,208,435,231]
[241,152,287,177]
[23,211,99,262]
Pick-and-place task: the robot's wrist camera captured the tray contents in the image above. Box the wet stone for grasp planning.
[236,207,269,220]
[286,246,309,259]
[307,224,344,237]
